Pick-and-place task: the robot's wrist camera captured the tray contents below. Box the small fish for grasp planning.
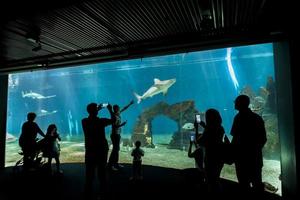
[37,109,57,117]
[182,123,194,130]
[264,182,278,193]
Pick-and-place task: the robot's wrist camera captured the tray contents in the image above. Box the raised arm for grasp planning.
[106,104,116,125]
[194,121,205,140]
[120,100,134,113]
[106,104,114,118]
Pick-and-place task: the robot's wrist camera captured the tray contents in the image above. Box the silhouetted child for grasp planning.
[187,135,204,171]
[130,140,144,180]
[184,123,205,186]
[44,124,62,174]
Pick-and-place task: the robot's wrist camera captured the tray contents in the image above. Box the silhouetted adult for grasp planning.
[19,112,45,170]
[199,109,225,193]
[82,103,114,198]
[108,100,134,170]
[230,95,267,194]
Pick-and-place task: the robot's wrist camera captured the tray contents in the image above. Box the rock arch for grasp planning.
[131,100,202,149]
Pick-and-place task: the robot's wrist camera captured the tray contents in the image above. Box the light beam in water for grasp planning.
[226,48,239,90]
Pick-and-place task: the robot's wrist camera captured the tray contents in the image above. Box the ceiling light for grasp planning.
[27,37,38,43]
[32,43,42,52]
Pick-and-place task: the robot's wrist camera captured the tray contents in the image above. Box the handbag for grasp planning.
[220,135,235,165]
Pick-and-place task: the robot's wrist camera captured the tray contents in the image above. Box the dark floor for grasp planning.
[0,163,281,200]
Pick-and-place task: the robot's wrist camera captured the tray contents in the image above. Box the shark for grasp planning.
[37,109,58,117]
[22,91,56,99]
[133,78,176,104]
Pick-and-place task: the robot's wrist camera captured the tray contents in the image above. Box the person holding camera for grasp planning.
[185,114,205,187]
[81,102,114,198]
[188,123,204,172]
[108,100,134,171]
[198,109,225,194]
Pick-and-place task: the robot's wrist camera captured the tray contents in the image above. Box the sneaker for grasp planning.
[117,164,124,168]
[111,166,118,171]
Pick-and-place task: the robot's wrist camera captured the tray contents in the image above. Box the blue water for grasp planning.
[7,43,275,140]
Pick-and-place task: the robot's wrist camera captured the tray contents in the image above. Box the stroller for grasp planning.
[13,138,48,174]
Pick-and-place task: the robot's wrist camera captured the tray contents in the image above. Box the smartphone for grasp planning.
[101,103,109,108]
[195,114,201,123]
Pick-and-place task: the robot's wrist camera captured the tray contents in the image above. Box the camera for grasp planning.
[101,103,108,108]
[97,103,108,110]
[195,114,201,123]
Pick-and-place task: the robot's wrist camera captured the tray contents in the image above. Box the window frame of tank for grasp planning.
[0,40,296,198]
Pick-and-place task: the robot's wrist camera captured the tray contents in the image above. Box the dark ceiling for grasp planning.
[0,0,294,73]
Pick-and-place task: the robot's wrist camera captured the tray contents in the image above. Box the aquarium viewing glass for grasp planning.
[6,42,281,195]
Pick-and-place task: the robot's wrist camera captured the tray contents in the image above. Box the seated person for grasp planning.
[19,112,45,170]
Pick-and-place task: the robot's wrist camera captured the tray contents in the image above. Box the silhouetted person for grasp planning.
[185,132,205,187]
[230,95,267,195]
[266,76,277,113]
[19,112,45,170]
[44,124,62,174]
[82,103,114,198]
[188,124,204,172]
[199,109,225,194]
[130,140,144,180]
[108,100,134,171]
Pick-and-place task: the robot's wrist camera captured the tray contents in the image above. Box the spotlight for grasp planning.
[26,31,40,44]
[32,43,42,52]
[26,26,42,51]
[27,37,38,43]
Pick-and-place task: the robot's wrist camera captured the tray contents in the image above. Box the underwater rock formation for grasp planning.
[131,100,202,149]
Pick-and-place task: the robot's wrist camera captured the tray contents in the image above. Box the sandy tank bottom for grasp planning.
[6,137,281,195]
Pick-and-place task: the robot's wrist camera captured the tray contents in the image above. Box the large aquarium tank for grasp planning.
[6,43,281,194]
